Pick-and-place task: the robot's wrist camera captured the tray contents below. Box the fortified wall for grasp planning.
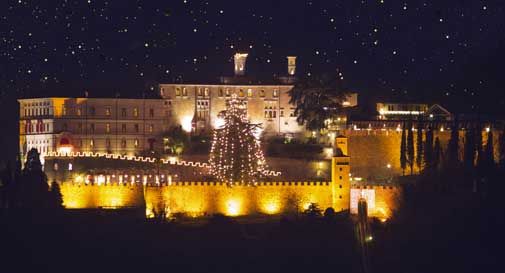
[57,136,402,219]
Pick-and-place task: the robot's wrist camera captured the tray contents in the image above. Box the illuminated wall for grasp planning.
[350,185,402,220]
[60,183,144,209]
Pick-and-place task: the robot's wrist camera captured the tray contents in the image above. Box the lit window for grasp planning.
[197,88,203,96]
[106,123,111,133]
[175,87,181,96]
[149,124,154,133]
[225,88,230,97]
[105,107,111,116]
[121,139,126,148]
[68,163,73,171]
[239,89,244,97]
[77,108,82,116]
[133,108,139,117]
[182,87,188,96]
[273,89,279,97]
[204,88,209,96]
[90,139,94,147]
[247,89,253,97]
[134,139,139,147]
[260,90,265,97]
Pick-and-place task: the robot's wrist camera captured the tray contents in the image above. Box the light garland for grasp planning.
[209,95,268,186]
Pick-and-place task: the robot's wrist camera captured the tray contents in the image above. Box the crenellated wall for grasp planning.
[60,183,145,209]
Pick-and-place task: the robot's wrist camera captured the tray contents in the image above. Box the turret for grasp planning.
[331,135,350,212]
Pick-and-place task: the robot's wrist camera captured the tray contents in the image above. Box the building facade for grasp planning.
[19,97,170,163]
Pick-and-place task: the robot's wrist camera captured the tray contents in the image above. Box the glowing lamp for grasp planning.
[225,199,241,216]
[181,116,193,132]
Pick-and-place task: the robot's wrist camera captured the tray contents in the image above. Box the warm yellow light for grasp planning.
[58,146,73,154]
[181,116,193,132]
[225,199,241,216]
[213,117,225,128]
[263,202,280,215]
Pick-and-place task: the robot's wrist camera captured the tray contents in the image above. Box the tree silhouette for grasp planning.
[446,120,460,167]
[433,137,441,170]
[464,126,476,170]
[416,121,423,172]
[16,148,50,208]
[400,124,407,175]
[407,122,415,175]
[49,180,64,209]
[303,203,322,218]
[499,128,505,170]
[288,74,348,132]
[423,126,434,171]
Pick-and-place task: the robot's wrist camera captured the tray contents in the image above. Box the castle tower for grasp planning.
[287,56,297,76]
[234,53,248,76]
[331,135,350,212]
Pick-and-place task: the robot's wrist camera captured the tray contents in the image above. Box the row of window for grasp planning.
[174,87,279,98]
[84,138,141,148]
[62,123,156,134]
[63,107,156,118]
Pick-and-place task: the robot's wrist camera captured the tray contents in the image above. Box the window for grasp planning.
[218,89,224,97]
[133,108,139,117]
[62,107,67,116]
[225,88,230,97]
[280,110,284,117]
[182,87,188,96]
[90,123,95,133]
[77,108,82,116]
[121,139,126,148]
[105,107,111,116]
[197,88,203,96]
[134,139,139,148]
[121,124,126,133]
[106,123,111,133]
[260,90,265,97]
[90,139,94,147]
[89,107,96,116]
[339,176,342,180]
[106,138,111,148]
[149,108,154,118]
[273,89,279,97]
[175,87,181,96]
[247,89,253,97]
[134,124,139,133]
[149,124,154,133]
[121,108,127,117]
[204,88,209,97]
[239,89,244,97]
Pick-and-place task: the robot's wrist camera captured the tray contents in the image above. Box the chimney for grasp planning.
[234,53,248,76]
[287,56,297,76]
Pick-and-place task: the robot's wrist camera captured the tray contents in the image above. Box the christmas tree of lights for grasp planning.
[209,95,267,185]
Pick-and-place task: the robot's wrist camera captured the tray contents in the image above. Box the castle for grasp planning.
[45,135,401,220]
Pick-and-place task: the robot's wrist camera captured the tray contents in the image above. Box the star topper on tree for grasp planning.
[209,94,267,186]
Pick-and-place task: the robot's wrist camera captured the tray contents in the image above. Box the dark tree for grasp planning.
[407,122,415,175]
[483,129,495,171]
[499,128,505,170]
[288,74,348,132]
[424,126,434,171]
[446,120,460,167]
[400,124,407,175]
[163,125,189,155]
[49,180,64,209]
[433,137,441,170]
[463,127,476,170]
[16,148,50,208]
[416,121,423,172]
[303,203,323,218]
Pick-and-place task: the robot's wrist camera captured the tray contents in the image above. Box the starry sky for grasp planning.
[1,0,505,158]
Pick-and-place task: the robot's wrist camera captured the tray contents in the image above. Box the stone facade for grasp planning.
[19,98,170,163]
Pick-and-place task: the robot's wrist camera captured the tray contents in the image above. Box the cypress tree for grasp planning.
[407,121,415,175]
[476,124,485,173]
[433,137,441,170]
[484,129,495,171]
[463,126,476,170]
[416,121,424,172]
[499,128,505,170]
[424,126,434,171]
[49,180,64,209]
[400,124,407,175]
[447,120,460,167]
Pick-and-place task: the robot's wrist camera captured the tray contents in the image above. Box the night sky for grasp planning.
[1,0,505,158]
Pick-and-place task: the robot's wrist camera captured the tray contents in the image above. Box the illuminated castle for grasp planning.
[18,53,357,164]
[43,135,400,219]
